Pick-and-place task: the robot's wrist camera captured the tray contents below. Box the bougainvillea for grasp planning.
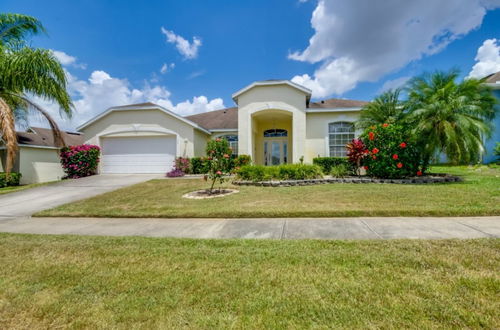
[358,124,423,178]
[205,138,233,193]
[60,144,100,179]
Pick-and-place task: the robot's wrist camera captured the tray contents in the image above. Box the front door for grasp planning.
[264,139,288,165]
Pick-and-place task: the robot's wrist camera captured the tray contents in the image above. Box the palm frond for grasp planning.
[0,13,45,47]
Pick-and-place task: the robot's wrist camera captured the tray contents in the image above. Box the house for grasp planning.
[0,127,84,184]
[483,71,500,163]
[78,80,369,173]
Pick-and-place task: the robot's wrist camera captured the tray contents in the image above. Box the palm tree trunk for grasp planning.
[0,97,18,174]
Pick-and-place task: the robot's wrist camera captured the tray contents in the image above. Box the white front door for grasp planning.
[264,139,288,165]
[101,136,176,174]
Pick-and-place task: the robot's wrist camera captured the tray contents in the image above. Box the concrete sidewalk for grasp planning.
[0,216,498,239]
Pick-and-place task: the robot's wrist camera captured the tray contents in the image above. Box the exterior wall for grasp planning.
[0,149,20,173]
[237,84,308,163]
[305,111,361,163]
[483,89,500,163]
[18,147,64,184]
[80,109,209,169]
[193,129,210,157]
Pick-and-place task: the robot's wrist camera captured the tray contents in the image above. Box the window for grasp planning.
[221,135,238,155]
[328,122,354,157]
[264,129,288,137]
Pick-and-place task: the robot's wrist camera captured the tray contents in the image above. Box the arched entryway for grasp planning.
[251,110,292,165]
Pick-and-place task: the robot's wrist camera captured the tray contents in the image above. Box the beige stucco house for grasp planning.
[0,127,84,184]
[77,80,368,174]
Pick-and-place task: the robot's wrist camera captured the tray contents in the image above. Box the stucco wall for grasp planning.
[80,109,208,161]
[18,147,64,184]
[237,84,308,163]
[305,111,361,163]
[193,129,210,157]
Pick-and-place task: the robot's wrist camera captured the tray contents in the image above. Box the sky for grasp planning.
[2,0,500,130]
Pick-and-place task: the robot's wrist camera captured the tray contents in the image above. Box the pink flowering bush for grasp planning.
[60,144,100,179]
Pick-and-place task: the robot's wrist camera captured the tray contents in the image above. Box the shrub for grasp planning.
[191,157,209,174]
[175,157,191,174]
[60,144,100,179]
[330,164,349,178]
[166,168,185,177]
[346,138,367,176]
[494,142,500,162]
[205,138,233,193]
[233,154,252,168]
[359,123,423,178]
[0,172,21,188]
[236,164,322,182]
[313,157,350,173]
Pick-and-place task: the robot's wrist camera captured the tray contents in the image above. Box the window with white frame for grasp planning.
[221,135,238,155]
[328,122,354,157]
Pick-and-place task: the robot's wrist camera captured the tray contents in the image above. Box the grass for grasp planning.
[0,234,498,329]
[0,181,58,195]
[35,165,500,218]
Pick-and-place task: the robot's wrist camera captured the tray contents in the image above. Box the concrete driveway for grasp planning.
[0,174,160,217]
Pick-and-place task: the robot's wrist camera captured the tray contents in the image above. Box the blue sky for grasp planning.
[1,0,500,128]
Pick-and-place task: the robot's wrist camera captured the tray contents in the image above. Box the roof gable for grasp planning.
[232,80,312,104]
[76,103,210,134]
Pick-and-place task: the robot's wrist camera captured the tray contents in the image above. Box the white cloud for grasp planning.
[29,69,225,130]
[160,62,175,74]
[161,27,202,59]
[173,96,225,116]
[290,0,500,98]
[51,50,86,69]
[378,76,411,93]
[468,38,500,79]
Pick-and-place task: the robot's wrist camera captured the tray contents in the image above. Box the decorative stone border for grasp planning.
[233,174,461,187]
[182,189,239,199]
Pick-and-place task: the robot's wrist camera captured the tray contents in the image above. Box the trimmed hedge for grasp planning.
[235,164,323,182]
[0,172,21,188]
[313,157,350,173]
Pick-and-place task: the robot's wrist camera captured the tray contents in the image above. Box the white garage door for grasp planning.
[101,136,176,174]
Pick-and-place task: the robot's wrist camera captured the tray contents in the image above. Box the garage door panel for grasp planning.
[101,136,176,174]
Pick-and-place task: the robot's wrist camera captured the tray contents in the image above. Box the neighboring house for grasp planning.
[483,71,500,163]
[0,127,84,184]
[78,80,368,174]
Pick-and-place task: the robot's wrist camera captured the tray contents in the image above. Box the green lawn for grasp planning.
[0,234,498,329]
[35,166,500,218]
[0,181,58,195]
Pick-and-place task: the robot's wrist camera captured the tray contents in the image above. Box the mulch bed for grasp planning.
[182,189,239,199]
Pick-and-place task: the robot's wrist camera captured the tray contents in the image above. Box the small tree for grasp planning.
[205,138,232,194]
[346,138,367,176]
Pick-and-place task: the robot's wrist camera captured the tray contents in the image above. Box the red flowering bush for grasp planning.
[358,124,423,178]
[205,138,233,193]
[60,144,100,179]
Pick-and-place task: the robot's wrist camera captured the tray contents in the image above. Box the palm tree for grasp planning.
[406,69,497,170]
[356,88,407,129]
[0,13,72,173]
